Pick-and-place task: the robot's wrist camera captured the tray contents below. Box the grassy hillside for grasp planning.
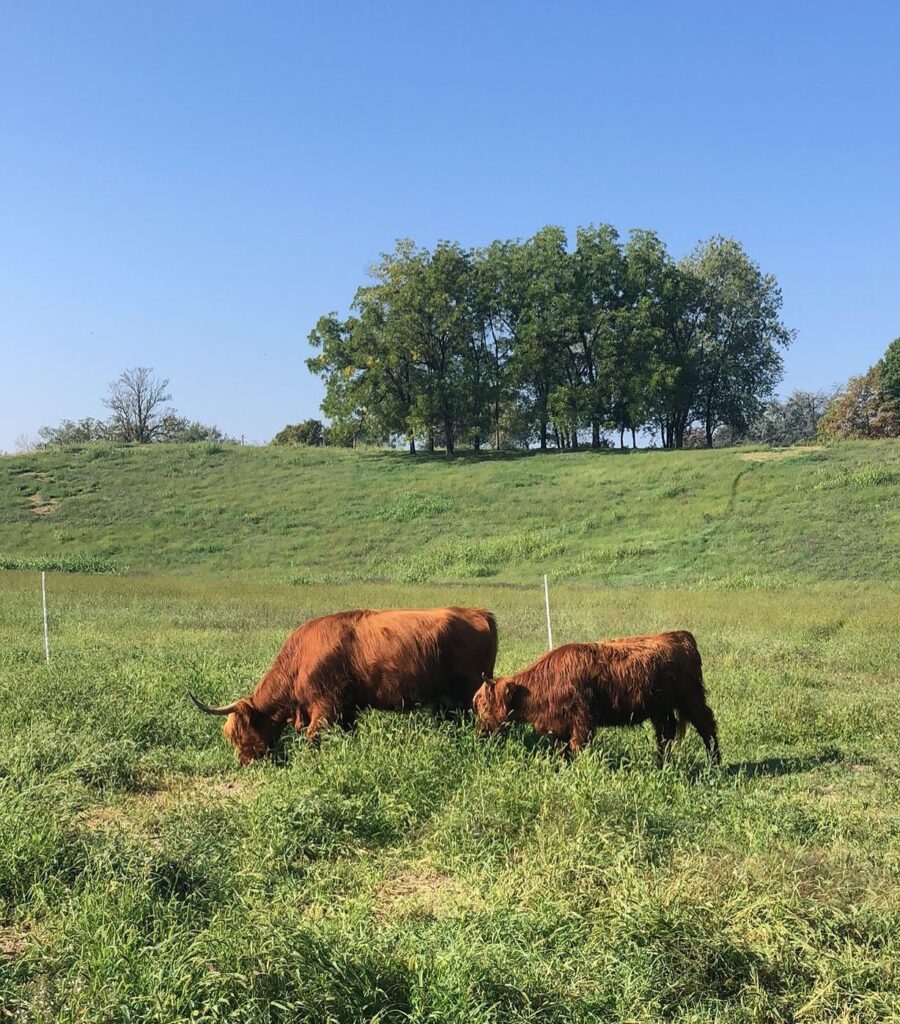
[2,440,899,1021]
[1,440,899,584]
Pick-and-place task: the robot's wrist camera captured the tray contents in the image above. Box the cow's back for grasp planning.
[287,606,496,712]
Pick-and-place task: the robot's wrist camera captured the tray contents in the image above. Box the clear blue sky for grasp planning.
[2,0,898,450]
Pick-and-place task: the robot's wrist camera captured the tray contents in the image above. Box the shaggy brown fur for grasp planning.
[192,607,498,764]
[473,630,720,764]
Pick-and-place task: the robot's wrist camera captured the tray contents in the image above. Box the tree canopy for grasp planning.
[307,227,792,451]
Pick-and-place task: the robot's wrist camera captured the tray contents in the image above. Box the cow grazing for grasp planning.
[473,630,720,765]
[190,606,498,764]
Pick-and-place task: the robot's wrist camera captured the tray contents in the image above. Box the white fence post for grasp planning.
[41,571,50,665]
[543,573,553,650]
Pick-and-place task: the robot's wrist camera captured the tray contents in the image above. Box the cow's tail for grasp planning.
[674,710,688,744]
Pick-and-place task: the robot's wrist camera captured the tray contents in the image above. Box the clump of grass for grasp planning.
[81,442,121,460]
[390,531,566,582]
[655,483,688,499]
[812,466,897,489]
[0,553,126,574]
[367,492,454,522]
[187,441,225,457]
[564,542,658,578]
[694,572,791,590]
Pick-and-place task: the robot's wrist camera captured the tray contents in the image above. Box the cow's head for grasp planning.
[472,673,516,735]
[189,693,285,765]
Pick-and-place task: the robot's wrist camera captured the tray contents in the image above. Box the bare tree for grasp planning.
[14,433,40,453]
[104,367,172,444]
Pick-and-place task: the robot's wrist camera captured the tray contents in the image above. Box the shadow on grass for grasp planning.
[723,749,842,779]
[359,446,638,466]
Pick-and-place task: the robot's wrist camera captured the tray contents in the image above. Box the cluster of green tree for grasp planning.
[306,226,793,452]
[817,338,900,440]
[36,367,234,448]
[272,419,326,446]
[715,389,834,447]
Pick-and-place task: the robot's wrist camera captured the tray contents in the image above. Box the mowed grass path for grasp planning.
[2,572,899,1022]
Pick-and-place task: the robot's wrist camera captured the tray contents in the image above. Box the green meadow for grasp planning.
[1,441,899,1022]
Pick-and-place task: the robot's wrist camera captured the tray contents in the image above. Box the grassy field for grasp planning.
[1,442,899,1022]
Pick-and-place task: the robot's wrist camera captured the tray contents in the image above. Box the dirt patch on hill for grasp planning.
[740,447,824,462]
[28,493,59,517]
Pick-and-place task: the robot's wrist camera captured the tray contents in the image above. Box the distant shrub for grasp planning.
[0,554,126,574]
[367,492,453,522]
[272,419,325,446]
[818,363,900,440]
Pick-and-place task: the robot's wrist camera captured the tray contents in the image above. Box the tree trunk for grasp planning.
[631,427,637,450]
[539,419,548,451]
[409,438,416,454]
[473,435,481,451]
[705,416,714,448]
[428,428,435,453]
[619,426,625,449]
[444,416,455,455]
[591,421,601,448]
[571,429,579,452]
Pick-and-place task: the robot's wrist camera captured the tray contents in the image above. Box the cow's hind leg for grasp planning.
[652,712,679,767]
[682,697,721,766]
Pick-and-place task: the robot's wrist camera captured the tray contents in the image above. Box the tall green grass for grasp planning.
[1,573,899,1021]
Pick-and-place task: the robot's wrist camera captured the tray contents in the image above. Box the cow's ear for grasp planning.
[481,673,495,688]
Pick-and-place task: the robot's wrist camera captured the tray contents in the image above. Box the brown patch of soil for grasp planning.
[28,493,59,517]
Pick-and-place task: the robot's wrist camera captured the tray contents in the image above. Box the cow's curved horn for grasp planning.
[481,673,496,686]
[188,691,241,716]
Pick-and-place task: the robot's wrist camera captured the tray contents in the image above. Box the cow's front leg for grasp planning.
[305,698,342,744]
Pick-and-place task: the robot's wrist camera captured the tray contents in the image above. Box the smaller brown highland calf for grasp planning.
[473,630,720,765]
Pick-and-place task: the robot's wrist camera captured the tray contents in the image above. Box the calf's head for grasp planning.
[472,673,515,734]
[189,693,284,765]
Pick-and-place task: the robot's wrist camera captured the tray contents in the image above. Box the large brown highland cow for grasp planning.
[191,606,498,764]
[473,630,720,764]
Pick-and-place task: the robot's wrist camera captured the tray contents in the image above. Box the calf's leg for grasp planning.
[652,712,679,767]
[683,697,721,765]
